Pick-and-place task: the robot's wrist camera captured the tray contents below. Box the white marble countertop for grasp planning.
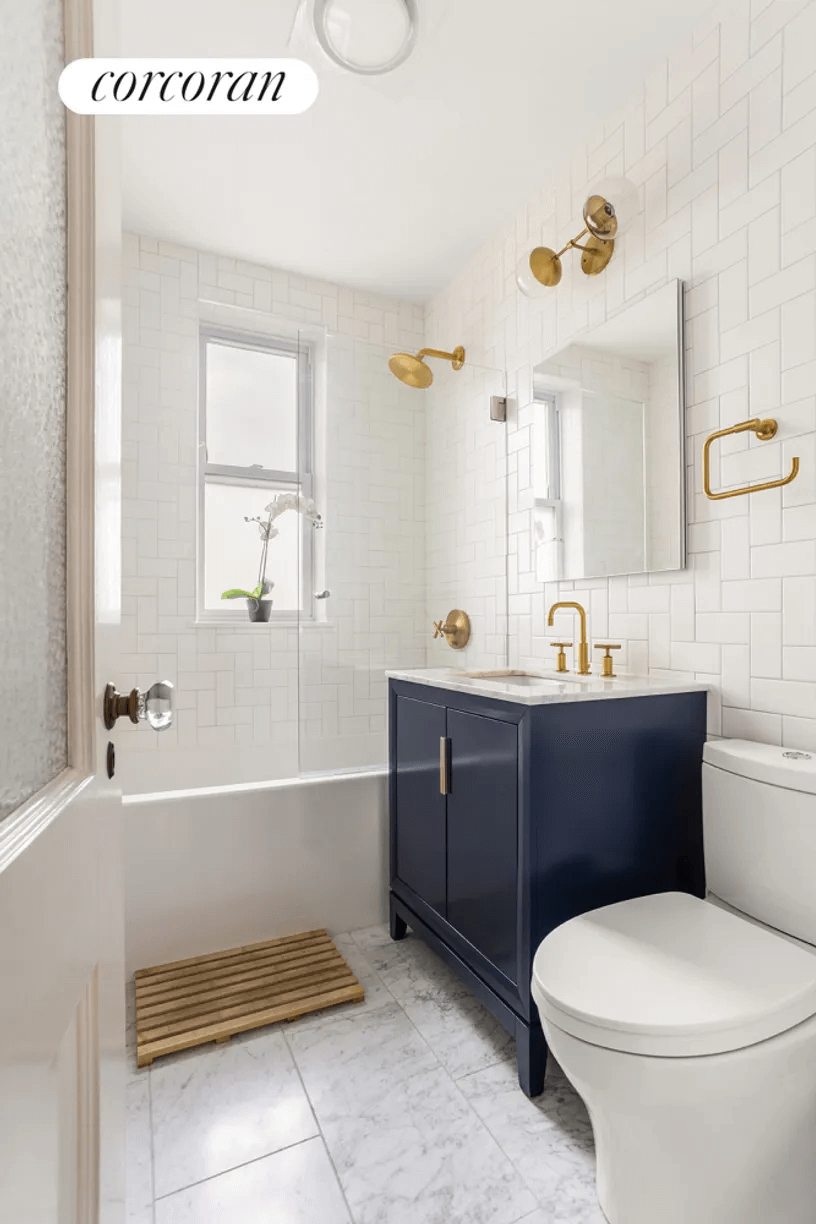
[385,667,708,706]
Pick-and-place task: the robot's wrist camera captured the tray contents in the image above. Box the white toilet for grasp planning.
[531,738,816,1224]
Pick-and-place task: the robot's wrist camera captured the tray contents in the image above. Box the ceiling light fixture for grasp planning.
[311,0,419,76]
[516,176,640,295]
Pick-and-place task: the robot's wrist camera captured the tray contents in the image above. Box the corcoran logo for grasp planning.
[59,58,319,115]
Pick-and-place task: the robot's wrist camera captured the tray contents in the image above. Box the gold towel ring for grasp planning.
[703,418,799,500]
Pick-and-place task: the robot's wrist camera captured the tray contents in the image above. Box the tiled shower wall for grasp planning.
[426,0,816,749]
[119,235,425,791]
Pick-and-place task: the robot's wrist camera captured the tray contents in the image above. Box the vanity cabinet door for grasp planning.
[446,709,518,984]
[393,695,447,918]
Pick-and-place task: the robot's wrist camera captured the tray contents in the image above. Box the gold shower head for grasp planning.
[388,345,465,388]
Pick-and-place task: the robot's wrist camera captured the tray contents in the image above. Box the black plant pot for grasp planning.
[247,598,273,623]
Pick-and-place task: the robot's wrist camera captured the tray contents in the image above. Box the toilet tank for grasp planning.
[703,739,816,947]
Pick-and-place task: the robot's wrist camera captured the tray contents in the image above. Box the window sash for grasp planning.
[198,326,315,621]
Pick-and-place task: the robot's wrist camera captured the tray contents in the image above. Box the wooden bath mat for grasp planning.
[134,928,364,1067]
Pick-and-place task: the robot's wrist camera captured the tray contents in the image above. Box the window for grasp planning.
[199,328,314,620]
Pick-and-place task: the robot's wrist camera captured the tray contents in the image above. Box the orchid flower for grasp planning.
[223,492,324,600]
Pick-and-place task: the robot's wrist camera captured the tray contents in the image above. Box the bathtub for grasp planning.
[123,768,389,976]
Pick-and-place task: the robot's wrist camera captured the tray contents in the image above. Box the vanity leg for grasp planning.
[389,897,408,942]
[516,1020,548,1097]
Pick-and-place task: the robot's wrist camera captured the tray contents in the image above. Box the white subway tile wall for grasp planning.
[424,0,816,747]
[119,0,816,784]
[120,236,426,791]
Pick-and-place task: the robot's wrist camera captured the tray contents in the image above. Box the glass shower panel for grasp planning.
[297,332,426,775]
[425,359,508,672]
[296,333,508,776]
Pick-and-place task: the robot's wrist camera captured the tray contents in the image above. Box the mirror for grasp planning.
[531,280,685,583]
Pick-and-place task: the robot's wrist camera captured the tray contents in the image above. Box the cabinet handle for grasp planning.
[440,737,451,795]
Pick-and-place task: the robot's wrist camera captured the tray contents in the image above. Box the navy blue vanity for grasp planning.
[387,671,707,1096]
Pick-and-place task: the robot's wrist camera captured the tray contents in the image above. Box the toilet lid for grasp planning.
[532,892,816,1057]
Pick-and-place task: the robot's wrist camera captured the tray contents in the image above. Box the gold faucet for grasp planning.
[547,601,591,674]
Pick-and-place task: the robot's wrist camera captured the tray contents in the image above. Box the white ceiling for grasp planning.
[120,0,718,303]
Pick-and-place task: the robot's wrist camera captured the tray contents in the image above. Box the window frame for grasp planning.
[197,325,315,624]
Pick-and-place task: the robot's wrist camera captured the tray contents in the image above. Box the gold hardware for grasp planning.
[524,228,614,288]
[547,602,590,674]
[432,609,471,650]
[594,644,621,678]
[518,179,637,293]
[388,345,465,388]
[703,417,800,500]
[104,683,140,729]
[550,642,573,673]
[440,737,451,795]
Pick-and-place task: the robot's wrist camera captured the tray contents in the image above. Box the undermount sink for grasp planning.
[460,670,586,687]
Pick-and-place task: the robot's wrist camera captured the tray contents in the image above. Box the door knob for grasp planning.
[104,681,174,731]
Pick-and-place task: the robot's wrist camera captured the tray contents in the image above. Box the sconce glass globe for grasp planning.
[585,176,639,239]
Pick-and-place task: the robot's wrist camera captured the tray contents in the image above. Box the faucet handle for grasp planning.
[433,610,471,649]
[594,643,621,678]
[550,642,572,673]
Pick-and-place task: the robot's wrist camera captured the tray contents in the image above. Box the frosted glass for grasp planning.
[206,342,298,472]
[0,0,68,822]
[204,484,302,612]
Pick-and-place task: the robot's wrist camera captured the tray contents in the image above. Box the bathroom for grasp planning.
[3,0,816,1220]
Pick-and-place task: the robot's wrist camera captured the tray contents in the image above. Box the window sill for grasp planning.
[194,617,334,630]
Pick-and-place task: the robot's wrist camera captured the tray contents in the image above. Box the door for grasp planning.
[393,695,447,917]
[446,710,518,983]
[0,1,125,1221]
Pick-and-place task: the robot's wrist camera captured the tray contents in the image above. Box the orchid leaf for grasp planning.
[221,588,256,600]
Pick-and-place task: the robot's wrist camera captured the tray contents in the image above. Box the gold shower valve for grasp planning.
[432,610,471,650]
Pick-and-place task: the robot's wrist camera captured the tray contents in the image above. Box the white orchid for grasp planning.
[228,492,324,600]
[264,491,323,527]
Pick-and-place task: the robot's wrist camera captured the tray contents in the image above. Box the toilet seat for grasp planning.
[532,891,816,1057]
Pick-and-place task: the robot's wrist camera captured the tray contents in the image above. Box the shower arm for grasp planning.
[417,348,461,363]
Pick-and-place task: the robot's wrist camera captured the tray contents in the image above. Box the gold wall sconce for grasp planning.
[388,346,465,389]
[517,176,639,295]
[433,609,471,649]
[703,418,800,500]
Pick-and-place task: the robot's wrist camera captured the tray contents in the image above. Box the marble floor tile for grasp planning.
[126,1077,153,1220]
[288,1001,539,1224]
[349,923,409,972]
[355,926,515,1078]
[153,1137,351,1224]
[400,985,516,1080]
[458,1057,603,1220]
[150,1029,318,1198]
[515,1210,606,1224]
